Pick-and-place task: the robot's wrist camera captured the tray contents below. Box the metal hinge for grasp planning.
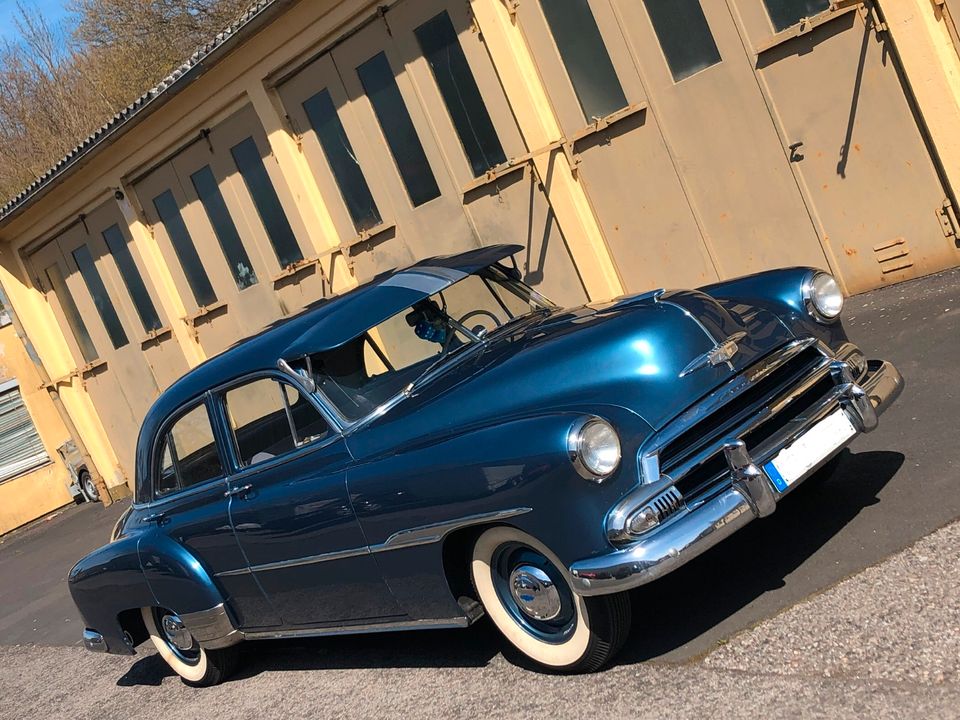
[937,197,960,238]
[500,0,520,22]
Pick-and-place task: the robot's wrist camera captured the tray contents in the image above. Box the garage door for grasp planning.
[276,0,588,306]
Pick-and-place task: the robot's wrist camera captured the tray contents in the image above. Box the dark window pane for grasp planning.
[763,0,830,31]
[165,403,223,490]
[357,52,441,207]
[102,224,163,333]
[71,244,128,349]
[539,0,627,121]
[190,165,258,290]
[415,12,507,177]
[44,263,98,363]
[224,378,295,467]
[302,90,382,232]
[644,0,721,82]
[230,137,304,268]
[153,190,218,307]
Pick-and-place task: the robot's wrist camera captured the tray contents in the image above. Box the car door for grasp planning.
[217,374,404,628]
[139,397,281,629]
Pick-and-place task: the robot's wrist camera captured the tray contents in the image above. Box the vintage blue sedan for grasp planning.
[69,245,903,684]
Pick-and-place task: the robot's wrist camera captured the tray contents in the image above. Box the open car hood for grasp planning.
[282,244,523,359]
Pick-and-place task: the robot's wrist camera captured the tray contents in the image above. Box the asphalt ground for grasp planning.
[0,267,957,718]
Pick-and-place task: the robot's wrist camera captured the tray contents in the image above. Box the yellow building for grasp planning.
[0,0,958,527]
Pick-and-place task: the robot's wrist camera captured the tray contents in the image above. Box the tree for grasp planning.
[0,0,250,205]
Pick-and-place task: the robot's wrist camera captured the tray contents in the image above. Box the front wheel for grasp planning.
[471,527,631,673]
[141,607,239,686]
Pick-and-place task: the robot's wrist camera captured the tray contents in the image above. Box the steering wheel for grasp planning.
[458,310,503,334]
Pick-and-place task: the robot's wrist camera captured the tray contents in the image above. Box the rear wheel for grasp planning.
[471,527,631,673]
[141,607,239,686]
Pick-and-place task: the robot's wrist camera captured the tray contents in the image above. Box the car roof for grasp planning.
[134,243,522,499]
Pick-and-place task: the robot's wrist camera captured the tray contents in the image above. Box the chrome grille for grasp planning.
[644,339,841,506]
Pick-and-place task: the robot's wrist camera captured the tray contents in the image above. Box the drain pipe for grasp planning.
[0,286,113,506]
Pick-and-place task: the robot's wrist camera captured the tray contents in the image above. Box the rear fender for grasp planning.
[68,537,154,655]
[136,531,226,615]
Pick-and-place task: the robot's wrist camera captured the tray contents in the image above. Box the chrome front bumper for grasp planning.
[568,357,903,596]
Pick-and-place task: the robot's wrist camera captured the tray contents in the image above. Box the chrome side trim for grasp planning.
[180,603,243,650]
[215,546,371,577]
[216,507,533,577]
[371,507,533,553]
[241,616,472,641]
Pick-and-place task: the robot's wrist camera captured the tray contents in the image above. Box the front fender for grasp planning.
[700,267,850,349]
[348,408,651,618]
[137,531,225,616]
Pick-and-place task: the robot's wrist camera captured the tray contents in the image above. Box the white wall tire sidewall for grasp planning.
[472,527,591,669]
[141,607,209,683]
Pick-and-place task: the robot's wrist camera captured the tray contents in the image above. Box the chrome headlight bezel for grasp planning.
[567,417,621,482]
[802,270,844,324]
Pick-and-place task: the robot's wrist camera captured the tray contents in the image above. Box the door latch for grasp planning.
[788,141,805,162]
[224,483,254,499]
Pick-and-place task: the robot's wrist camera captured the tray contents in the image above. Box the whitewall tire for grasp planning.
[471,526,631,673]
[141,607,238,686]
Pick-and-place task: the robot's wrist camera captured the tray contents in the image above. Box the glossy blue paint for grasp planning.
[68,247,860,655]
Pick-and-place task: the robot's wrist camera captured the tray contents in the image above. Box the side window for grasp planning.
[223,377,331,468]
[763,0,830,32]
[155,403,224,498]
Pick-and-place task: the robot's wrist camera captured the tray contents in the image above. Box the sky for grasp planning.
[0,0,73,43]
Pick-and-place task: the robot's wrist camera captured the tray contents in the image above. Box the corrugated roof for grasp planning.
[0,0,285,225]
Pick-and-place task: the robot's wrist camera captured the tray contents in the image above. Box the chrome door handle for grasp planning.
[224,483,253,498]
[142,512,166,524]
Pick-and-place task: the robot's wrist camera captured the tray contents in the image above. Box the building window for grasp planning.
[539,0,627,121]
[71,244,129,349]
[230,137,305,268]
[102,224,163,333]
[0,381,49,483]
[643,0,721,82]
[190,165,258,290]
[302,89,383,233]
[44,263,98,363]
[153,190,218,308]
[414,11,507,177]
[357,51,441,207]
[763,0,830,32]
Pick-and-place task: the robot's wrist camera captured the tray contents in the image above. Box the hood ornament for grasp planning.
[679,331,747,377]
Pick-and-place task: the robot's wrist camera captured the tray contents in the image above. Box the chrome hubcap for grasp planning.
[509,564,562,621]
[161,614,194,652]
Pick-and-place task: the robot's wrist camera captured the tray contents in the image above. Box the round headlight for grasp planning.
[804,271,844,322]
[568,418,621,481]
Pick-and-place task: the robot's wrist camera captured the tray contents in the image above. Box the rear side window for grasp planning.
[223,377,331,468]
[155,403,224,498]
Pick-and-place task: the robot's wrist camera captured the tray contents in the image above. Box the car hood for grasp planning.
[351,290,796,454]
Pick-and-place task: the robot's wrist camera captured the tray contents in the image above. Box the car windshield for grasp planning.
[297,266,552,422]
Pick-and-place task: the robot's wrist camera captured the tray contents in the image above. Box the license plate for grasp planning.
[763,409,857,492]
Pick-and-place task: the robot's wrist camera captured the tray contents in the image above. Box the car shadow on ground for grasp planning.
[616,448,904,664]
[116,448,902,685]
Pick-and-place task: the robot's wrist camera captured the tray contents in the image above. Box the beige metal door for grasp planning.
[329,18,481,273]
[516,0,721,292]
[733,1,960,293]
[29,213,175,475]
[132,105,329,356]
[607,0,828,277]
